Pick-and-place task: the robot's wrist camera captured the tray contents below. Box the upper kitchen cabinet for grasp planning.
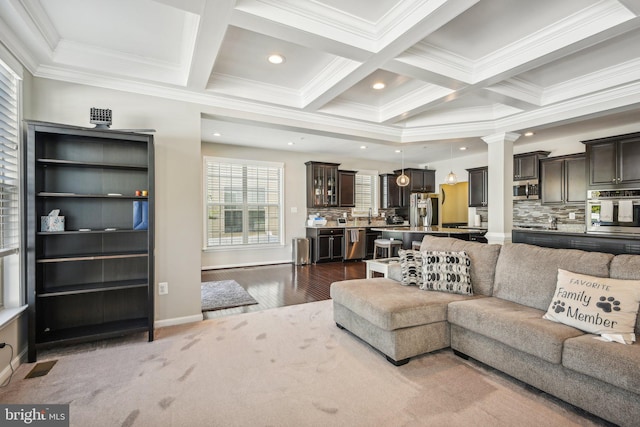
[540,154,586,205]
[380,173,403,208]
[338,170,357,207]
[394,168,436,193]
[306,162,339,207]
[583,132,640,189]
[467,167,488,207]
[513,151,550,181]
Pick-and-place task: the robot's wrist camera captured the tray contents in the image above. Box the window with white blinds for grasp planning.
[0,58,20,309]
[204,157,283,248]
[353,171,378,215]
[0,62,19,255]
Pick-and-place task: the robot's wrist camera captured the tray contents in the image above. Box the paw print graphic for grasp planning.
[596,296,621,313]
[552,300,565,314]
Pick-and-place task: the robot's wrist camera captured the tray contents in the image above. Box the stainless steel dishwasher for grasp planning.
[344,228,366,260]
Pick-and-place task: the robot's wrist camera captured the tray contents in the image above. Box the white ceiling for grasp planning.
[2,0,640,163]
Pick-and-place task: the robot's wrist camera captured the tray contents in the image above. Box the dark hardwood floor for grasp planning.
[201,261,367,319]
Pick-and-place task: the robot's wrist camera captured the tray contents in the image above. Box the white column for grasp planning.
[481,132,520,244]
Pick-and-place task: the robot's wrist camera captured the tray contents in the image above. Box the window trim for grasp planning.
[202,156,285,251]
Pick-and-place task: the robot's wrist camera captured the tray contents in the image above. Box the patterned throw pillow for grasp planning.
[398,249,423,286]
[421,251,473,295]
[543,269,640,344]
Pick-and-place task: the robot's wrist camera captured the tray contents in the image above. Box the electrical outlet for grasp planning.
[158,282,169,295]
[569,212,576,220]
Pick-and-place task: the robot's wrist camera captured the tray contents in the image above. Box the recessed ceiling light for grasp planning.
[213,132,221,137]
[268,54,285,64]
[524,131,534,137]
[395,149,401,153]
[372,82,385,90]
[287,142,294,146]
[360,145,367,149]
[459,146,467,151]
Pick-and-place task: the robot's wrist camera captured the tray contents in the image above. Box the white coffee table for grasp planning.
[364,257,400,278]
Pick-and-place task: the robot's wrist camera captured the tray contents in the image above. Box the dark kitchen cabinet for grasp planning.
[513,151,549,180]
[306,227,344,262]
[306,162,339,207]
[540,154,586,205]
[395,168,436,193]
[380,173,403,208]
[24,121,154,362]
[467,167,488,207]
[583,132,640,189]
[338,170,357,207]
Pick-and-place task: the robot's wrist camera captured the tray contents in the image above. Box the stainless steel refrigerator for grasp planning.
[409,193,438,227]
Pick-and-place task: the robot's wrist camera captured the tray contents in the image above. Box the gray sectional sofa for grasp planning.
[330,236,640,427]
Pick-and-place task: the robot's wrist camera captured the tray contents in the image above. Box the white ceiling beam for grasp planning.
[302,0,481,111]
[186,0,235,90]
[150,0,206,15]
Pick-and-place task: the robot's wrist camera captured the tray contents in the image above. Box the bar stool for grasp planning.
[373,239,403,259]
[411,241,422,250]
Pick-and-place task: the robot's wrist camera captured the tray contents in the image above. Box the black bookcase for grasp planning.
[24,121,154,361]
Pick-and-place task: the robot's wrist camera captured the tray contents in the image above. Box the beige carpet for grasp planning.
[0,301,609,427]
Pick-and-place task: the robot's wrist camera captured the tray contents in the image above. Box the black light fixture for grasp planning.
[396,149,409,187]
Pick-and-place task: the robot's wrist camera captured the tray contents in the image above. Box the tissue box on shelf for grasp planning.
[41,209,65,232]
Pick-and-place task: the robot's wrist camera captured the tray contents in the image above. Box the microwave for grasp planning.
[513,180,539,200]
[586,189,640,235]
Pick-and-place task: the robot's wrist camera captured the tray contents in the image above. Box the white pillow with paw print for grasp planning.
[543,269,640,344]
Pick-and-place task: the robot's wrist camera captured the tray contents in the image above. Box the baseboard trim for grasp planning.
[0,346,27,386]
[154,313,203,329]
[202,260,291,270]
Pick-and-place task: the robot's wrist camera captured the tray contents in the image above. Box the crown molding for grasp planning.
[474,0,636,82]
[20,0,59,51]
[300,57,361,108]
[208,73,302,108]
[399,42,473,83]
[485,77,543,107]
[380,84,453,122]
[542,58,640,105]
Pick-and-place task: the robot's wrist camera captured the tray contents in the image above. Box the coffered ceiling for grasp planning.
[2,0,640,163]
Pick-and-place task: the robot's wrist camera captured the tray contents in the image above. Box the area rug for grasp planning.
[201,280,258,311]
[0,301,609,427]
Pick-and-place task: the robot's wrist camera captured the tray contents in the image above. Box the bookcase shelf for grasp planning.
[25,120,155,362]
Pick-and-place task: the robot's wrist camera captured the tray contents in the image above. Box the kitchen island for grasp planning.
[372,226,487,248]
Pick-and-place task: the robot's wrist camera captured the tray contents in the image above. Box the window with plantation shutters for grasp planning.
[204,157,283,248]
[0,58,20,308]
[352,170,378,216]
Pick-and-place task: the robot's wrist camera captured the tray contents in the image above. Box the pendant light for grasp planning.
[444,142,458,185]
[396,149,410,187]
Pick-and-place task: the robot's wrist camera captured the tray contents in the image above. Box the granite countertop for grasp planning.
[372,226,486,234]
[306,222,406,229]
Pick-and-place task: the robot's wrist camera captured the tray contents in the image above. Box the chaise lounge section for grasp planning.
[330,236,640,426]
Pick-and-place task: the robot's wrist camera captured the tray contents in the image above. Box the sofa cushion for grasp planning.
[448,297,584,364]
[330,278,479,331]
[610,254,640,334]
[419,236,501,296]
[563,334,640,395]
[493,243,613,311]
[543,269,640,344]
[398,249,423,286]
[420,251,472,295]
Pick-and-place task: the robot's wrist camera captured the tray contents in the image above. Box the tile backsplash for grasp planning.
[513,200,585,230]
